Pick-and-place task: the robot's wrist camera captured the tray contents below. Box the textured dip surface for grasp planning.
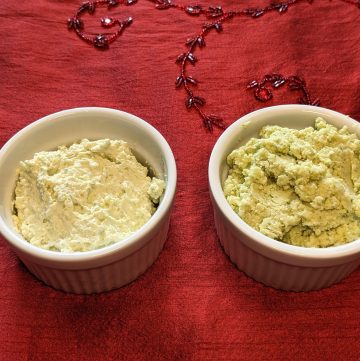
[13,139,165,252]
[224,118,360,247]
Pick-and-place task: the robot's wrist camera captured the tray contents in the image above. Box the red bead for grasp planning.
[101,16,115,27]
[185,5,202,15]
[255,87,272,102]
[93,34,109,48]
[108,0,119,6]
[67,17,83,30]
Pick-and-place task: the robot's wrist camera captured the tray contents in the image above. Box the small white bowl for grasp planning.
[209,105,360,291]
[0,107,177,294]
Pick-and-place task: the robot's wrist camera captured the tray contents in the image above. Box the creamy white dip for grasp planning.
[12,139,165,252]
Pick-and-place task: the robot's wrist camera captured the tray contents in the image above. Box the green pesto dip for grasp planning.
[224,118,360,247]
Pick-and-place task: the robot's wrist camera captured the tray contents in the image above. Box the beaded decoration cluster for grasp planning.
[67,0,136,49]
[68,0,360,130]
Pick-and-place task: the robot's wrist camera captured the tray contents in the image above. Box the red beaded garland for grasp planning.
[248,74,320,106]
[68,0,360,130]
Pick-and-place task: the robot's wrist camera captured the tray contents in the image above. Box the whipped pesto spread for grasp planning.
[12,139,165,252]
[224,117,360,247]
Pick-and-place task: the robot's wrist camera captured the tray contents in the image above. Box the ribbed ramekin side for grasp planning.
[214,206,360,292]
[20,222,169,294]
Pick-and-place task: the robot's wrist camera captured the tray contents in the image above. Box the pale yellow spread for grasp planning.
[224,118,360,247]
[12,139,165,252]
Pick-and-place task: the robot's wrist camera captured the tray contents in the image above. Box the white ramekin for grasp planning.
[209,105,360,291]
[0,107,177,294]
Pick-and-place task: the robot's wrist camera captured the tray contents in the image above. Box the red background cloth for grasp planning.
[1,1,360,360]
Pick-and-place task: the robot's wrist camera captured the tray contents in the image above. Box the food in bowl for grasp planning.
[209,105,360,291]
[224,117,360,248]
[12,138,165,252]
[0,107,176,293]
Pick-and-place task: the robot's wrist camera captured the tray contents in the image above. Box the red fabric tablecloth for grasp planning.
[1,1,360,360]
